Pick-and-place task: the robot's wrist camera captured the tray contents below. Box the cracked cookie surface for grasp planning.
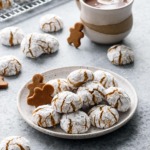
[0,0,13,9]
[94,70,118,88]
[51,91,83,113]
[32,105,61,128]
[0,136,30,150]
[89,105,119,129]
[21,33,59,58]
[0,26,24,46]
[107,45,134,65]
[67,69,94,90]
[105,87,131,112]
[40,14,63,33]
[47,78,71,97]
[77,81,105,107]
[60,111,91,134]
[0,56,21,76]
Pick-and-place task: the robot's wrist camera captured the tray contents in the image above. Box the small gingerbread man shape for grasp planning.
[0,76,8,89]
[67,22,84,48]
[27,84,54,107]
[27,74,45,98]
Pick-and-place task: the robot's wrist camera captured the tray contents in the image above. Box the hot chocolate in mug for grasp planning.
[76,0,134,44]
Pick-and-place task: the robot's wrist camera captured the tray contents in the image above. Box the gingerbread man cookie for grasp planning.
[67,22,84,48]
[0,76,8,89]
[27,74,45,98]
[27,84,54,107]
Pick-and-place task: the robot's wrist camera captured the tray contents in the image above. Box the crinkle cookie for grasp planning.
[47,78,70,96]
[94,70,118,88]
[89,105,119,129]
[0,56,21,76]
[0,0,13,10]
[67,69,94,90]
[105,87,131,112]
[40,14,63,33]
[60,111,91,134]
[77,81,105,107]
[0,136,30,150]
[51,91,83,113]
[107,45,134,65]
[32,105,61,127]
[0,26,24,46]
[21,33,59,58]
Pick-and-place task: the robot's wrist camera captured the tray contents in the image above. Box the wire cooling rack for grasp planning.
[0,0,53,22]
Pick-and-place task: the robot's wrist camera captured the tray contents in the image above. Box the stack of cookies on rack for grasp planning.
[27,69,131,134]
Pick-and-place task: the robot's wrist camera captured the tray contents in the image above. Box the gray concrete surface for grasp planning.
[0,0,150,149]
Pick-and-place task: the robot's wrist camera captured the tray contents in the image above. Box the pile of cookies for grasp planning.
[27,69,131,134]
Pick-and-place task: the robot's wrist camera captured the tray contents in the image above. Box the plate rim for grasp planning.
[17,66,138,139]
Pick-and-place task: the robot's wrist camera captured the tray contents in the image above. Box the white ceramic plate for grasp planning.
[17,66,138,139]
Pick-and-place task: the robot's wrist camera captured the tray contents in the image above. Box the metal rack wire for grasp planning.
[0,0,53,22]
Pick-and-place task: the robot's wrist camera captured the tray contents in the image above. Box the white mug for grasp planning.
[76,0,134,44]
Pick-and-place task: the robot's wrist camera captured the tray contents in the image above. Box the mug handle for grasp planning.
[76,0,81,10]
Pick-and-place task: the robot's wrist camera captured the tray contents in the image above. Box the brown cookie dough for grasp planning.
[0,76,8,89]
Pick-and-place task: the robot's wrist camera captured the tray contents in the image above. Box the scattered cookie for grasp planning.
[89,105,119,129]
[94,70,118,88]
[27,84,54,107]
[0,76,8,89]
[40,14,63,33]
[107,45,134,65]
[67,69,94,90]
[105,87,131,112]
[47,78,70,96]
[60,111,91,134]
[0,56,22,76]
[51,91,83,113]
[77,81,105,107]
[67,22,84,48]
[0,136,30,150]
[27,74,45,98]
[0,0,13,10]
[21,33,59,58]
[0,26,24,46]
[32,105,61,128]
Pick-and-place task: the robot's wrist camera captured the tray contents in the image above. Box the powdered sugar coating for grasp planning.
[89,105,119,129]
[105,87,131,112]
[47,78,71,96]
[21,33,59,58]
[0,0,13,9]
[60,111,91,134]
[77,81,105,107]
[0,136,30,150]
[32,105,61,128]
[51,91,83,113]
[94,70,118,88]
[0,26,24,46]
[0,56,21,76]
[107,45,134,65]
[40,14,63,33]
[67,69,94,90]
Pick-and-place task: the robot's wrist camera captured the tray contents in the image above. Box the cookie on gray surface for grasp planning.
[21,33,59,58]
[89,105,119,129]
[105,87,131,112]
[32,105,61,128]
[67,69,94,90]
[77,81,105,107]
[0,56,21,76]
[40,14,63,33]
[0,136,30,150]
[94,70,118,88]
[0,0,13,9]
[60,111,91,134]
[51,91,83,113]
[0,26,24,46]
[107,45,134,65]
[47,78,71,96]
